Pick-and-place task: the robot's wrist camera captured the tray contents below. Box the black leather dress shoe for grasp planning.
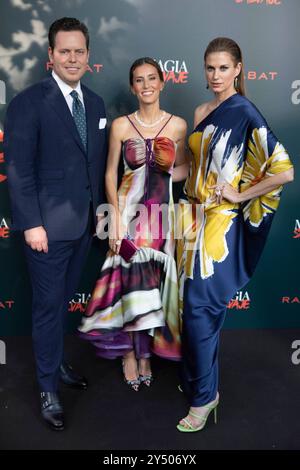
[40,392,64,431]
[59,362,88,390]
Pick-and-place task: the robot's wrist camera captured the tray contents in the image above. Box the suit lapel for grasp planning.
[42,77,86,155]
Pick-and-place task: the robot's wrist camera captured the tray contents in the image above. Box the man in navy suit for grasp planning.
[4,17,107,431]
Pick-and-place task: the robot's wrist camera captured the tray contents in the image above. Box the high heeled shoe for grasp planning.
[122,359,140,391]
[139,373,153,387]
[176,394,219,433]
[138,358,153,387]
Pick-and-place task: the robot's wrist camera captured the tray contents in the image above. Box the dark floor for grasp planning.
[1,329,300,450]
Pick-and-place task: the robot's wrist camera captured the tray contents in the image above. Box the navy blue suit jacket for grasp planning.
[4,76,107,240]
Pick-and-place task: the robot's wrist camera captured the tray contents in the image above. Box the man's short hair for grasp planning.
[48,17,89,50]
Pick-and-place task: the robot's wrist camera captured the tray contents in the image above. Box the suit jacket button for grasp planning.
[86,185,90,190]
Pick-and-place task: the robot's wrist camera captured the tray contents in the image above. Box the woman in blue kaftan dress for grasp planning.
[176,38,294,432]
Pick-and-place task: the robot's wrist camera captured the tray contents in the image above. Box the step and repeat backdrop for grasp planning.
[0,0,299,334]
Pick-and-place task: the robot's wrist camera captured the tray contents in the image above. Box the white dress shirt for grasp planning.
[52,71,85,115]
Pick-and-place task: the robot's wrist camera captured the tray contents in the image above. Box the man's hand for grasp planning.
[24,226,48,253]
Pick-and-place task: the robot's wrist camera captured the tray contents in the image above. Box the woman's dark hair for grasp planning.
[48,17,89,50]
[204,37,245,96]
[129,57,164,86]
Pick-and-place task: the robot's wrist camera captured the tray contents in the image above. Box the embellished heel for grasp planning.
[138,358,153,387]
[122,359,140,392]
[139,373,153,387]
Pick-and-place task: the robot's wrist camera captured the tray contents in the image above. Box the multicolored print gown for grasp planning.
[177,93,293,314]
[79,116,181,360]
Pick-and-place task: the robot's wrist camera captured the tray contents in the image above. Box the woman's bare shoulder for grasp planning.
[110,115,132,139]
[171,114,187,132]
[111,115,129,128]
[194,102,212,126]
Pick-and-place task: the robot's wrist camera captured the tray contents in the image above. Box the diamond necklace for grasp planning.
[134,110,166,128]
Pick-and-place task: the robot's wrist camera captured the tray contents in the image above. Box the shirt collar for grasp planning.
[52,71,83,100]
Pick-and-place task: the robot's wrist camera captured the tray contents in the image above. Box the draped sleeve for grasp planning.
[240,107,293,272]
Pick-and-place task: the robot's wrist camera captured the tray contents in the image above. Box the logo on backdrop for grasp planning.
[0,80,6,105]
[291,340,300,365]
[227,290,251,310]
[0,300,14,310]
[0,126,6,184]
[46,63,103,74]
[281,296,300,304]
[293,220,300,239]
[245,71,278,81]
[157,60,189,84]
[235,0,281,5]
[68,292,91,313]
[0,218,10,239]
[291,81,300,105]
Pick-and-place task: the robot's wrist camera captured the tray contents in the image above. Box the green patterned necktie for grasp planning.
[70,90,87,151]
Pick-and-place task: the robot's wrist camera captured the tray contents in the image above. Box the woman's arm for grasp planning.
[217,168,294,204]
[103,118,127,252]
[172,103,210,183]
[172,118,190,183]
[105,119,122,212]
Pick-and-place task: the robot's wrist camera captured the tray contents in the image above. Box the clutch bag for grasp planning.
[119,235,138,262]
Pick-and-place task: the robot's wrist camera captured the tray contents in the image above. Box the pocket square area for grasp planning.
[98,118,107,129]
